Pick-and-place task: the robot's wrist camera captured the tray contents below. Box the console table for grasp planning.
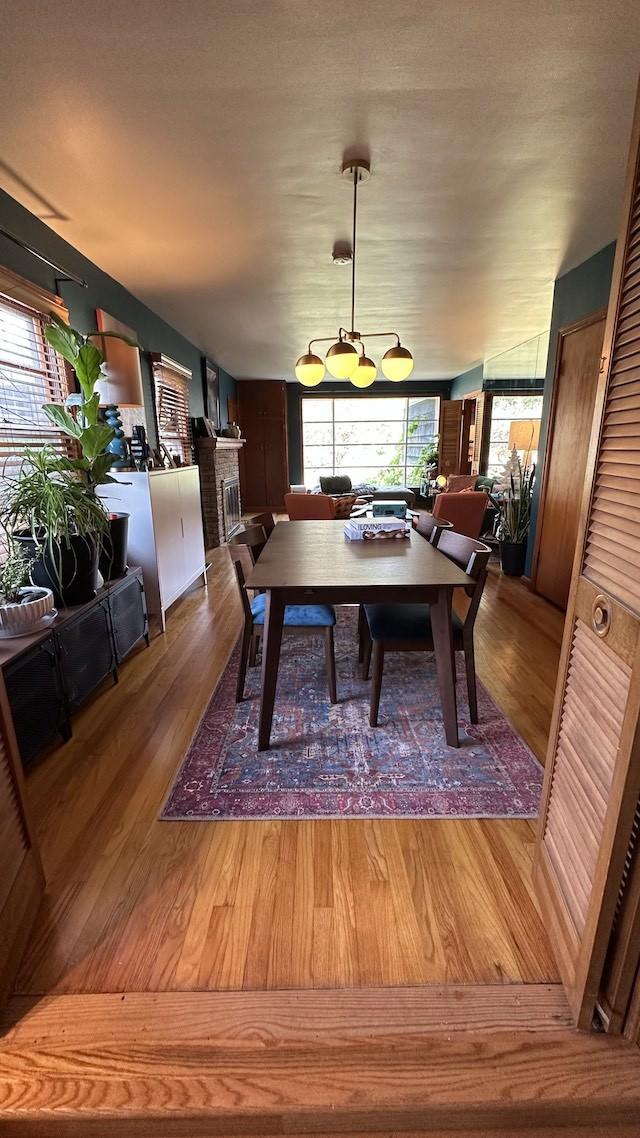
[0,568,148,767]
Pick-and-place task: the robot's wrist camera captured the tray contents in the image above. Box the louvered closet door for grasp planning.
[0,673,44,1008]
[534,83,640,1029]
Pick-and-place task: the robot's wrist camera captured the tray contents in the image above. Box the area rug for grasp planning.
[161,608,542,821]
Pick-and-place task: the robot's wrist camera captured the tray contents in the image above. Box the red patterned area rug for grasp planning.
[162,608,543,821]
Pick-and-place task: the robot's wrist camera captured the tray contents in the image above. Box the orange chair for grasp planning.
[432,490,488,539]
[284,493,337,520]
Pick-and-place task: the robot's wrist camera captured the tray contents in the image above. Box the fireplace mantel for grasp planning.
[197,436,245,451]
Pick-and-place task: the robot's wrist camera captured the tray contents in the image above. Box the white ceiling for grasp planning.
[1,0,639,380]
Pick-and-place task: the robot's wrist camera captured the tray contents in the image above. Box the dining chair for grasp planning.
[284,492,337,520]
[228,545,338,704]
[248,511,276,540]
[227,523,268,563]
[431,490,488,539]
[415,512,453,546]
[360,530,491,727]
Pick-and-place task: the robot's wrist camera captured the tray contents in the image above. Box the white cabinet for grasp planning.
[99,467,206,630]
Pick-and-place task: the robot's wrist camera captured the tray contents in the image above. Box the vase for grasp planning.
[15,532,99,607]
[99,513,129,581]
[500,540,527,577]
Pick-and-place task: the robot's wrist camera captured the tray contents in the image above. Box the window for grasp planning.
[152,355,193,465]
[302,395,440,488]
[486,394,543,477]
[0,289,73,477]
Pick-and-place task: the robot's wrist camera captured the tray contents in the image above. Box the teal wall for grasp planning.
[450,363,483,401]
[526,241,616,575]
[286,377,452,485]
[0,189,236,446]
[218,367,237,427]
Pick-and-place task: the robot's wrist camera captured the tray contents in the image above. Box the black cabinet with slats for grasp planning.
[1,568,148,766]
[4,639,68,766]
[58,599,116,709]
[109,574,147,662]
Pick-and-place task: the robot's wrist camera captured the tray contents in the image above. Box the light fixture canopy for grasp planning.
[295,154,414,388]
[350,354,376,388]
[325,339,358,379]
[295,352,325,387]
[381,344,414,382]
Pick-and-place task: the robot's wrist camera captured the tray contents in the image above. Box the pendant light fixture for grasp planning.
[295,157,414,387]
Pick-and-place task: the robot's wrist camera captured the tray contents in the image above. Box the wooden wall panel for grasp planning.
[0,675,44,1008]
[438,400,463,478]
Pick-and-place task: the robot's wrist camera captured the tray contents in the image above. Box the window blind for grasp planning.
[0,291,74,478]
[152,355,193,465]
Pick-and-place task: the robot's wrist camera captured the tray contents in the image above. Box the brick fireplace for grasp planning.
[195,437,245,548]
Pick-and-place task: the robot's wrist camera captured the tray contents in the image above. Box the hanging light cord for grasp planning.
[350,166,357,335]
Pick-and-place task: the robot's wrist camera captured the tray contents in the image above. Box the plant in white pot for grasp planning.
[0,540,54,638]
[494,448,536,577]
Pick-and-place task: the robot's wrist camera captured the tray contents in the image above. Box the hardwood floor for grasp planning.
[16,549,564,995]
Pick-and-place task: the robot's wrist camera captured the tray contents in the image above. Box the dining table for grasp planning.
[246,519,474,751]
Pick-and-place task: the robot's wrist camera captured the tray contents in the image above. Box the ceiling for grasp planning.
[1,1,639,381]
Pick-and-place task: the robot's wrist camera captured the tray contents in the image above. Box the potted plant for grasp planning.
[418,436,439,498]
[42,314,138,580]
[1,446,110,606]
[0,540,54,638]
[494,448,535,577]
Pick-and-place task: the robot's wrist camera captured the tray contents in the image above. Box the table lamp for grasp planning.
[94,311,144,470]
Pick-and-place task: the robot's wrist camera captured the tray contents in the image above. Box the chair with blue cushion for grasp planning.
[228,545,338,705]
[360,530,491,727]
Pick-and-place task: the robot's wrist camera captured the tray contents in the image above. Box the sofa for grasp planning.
[318,475,416,508]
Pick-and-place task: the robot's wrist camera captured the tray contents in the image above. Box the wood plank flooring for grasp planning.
[16,550,564,994]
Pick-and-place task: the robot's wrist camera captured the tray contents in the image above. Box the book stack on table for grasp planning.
[343,517,411,541]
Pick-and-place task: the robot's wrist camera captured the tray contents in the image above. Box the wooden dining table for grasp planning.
[246,519,473,751]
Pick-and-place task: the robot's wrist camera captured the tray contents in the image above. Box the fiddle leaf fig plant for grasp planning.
[43,312,139,491]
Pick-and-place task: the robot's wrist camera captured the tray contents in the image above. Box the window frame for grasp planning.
[484,390,544,478]
[0,267,75,476]
[300,394,440,488]
[151,353,194,466]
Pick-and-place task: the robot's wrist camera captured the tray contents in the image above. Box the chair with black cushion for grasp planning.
[361,531,491,728]
[228,545,338,704]
[320,474,352,495]
[356,513,453,661]
[227,523,268,563]
[248,512,276,541]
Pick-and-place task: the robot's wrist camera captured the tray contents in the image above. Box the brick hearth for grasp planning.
[195,437,244,548]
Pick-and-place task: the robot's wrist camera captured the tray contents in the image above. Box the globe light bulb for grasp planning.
[295,352,325,387]
[350,355,376,388]
[381,345,414,381]
[325,340,358,379]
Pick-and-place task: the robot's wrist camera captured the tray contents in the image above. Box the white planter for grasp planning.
[0,586,56,638]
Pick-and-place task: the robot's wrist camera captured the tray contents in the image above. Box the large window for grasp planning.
[0,291,73,476]
[302,396,440,488]
[486,394,543,477]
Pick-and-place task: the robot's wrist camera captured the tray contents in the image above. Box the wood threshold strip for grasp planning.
[1,986,640,1136]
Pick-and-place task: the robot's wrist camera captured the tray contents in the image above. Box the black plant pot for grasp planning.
[99,512,129,581]
[15,531,99,607]
[500,540,527,577]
